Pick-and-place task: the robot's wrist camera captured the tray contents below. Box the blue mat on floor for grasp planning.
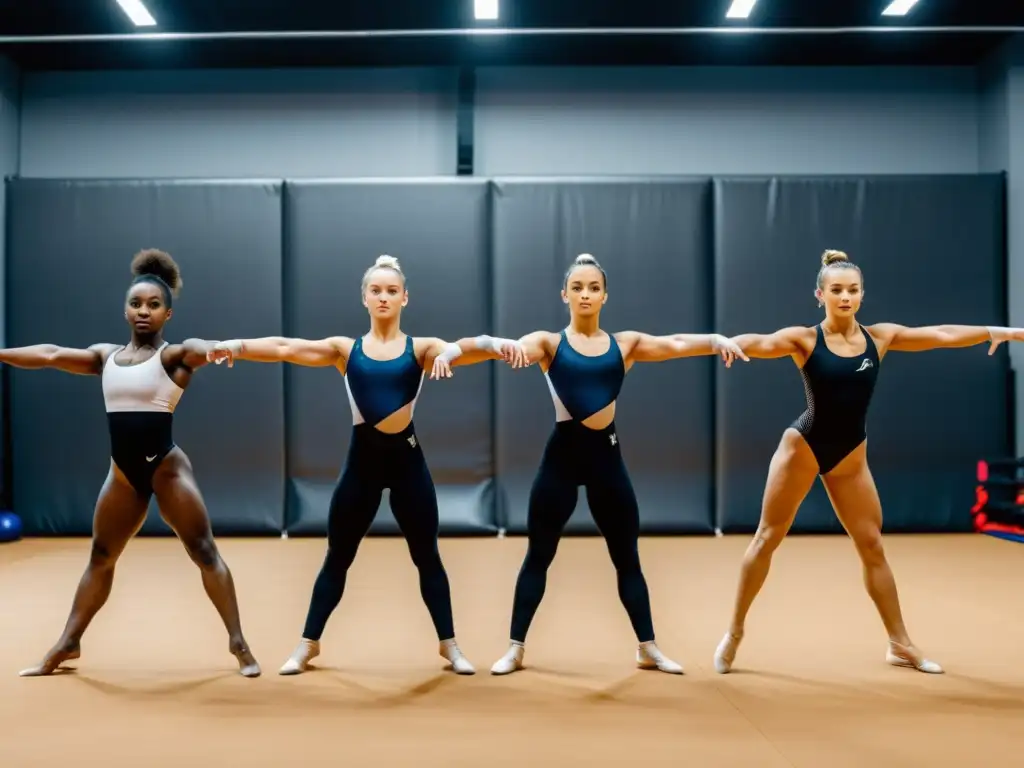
[983,529,1024,545]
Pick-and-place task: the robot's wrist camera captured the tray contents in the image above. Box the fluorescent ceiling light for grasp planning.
[881,0,921,16]
[475,0,499,21]
[725,0,758,19]
[114,0,157,27]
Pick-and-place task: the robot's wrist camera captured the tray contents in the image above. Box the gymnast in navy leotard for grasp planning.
[2,249,259,678]
[489,253,746,676]
[713,248,1024,677]
[209,254,527,676]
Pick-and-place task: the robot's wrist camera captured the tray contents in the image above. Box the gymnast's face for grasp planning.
[362,268,408,320]
[816,267,863,317]
[562,266,607,318]
[124,282,172,335]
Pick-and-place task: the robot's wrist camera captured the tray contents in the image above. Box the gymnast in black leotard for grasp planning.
[713,248,1024,676]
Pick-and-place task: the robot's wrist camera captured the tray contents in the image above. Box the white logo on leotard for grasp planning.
[145,455,157,462]
[855,359,873,372]
[407,436,417,448]
[609,433,617,446]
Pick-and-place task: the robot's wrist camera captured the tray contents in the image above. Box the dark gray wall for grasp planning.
[281,179,496,536]
[19,69,458,179]
[475,67,980,176]
[4,60,1021,536]
[5,179,286,536]
[714,176,1007,534]
[490,178,716,535]
[18,66,981,180]
[0,55,19,511]
[0,56,19,348]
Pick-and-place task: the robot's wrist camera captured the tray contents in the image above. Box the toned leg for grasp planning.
[19,466,148,676]
[714,429,819,673]
[153,450,260,678]
[822,447,943,673]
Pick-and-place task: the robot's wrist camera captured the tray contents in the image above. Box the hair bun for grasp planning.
[130,248,182,296]
[821,249,849,267]
[375,254,401,270]
[574,253,598,266]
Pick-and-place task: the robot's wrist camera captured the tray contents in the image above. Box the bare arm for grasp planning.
[165,338,219,371]
[208,336,348,368]
[0,343,112,375]
[730,327,812,361]
[423,335,530,379]
[618,332,748,364]
[871,323,1013,354]
[517,331,556,367]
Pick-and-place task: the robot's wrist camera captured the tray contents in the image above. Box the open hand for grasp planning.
[430,355,454,380]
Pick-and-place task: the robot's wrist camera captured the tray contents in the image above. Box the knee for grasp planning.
[89,540,118,570]
[322,545,356,576]
[408,542,444,574]
[750,525,785,558]
[524,539,559,571]
[606,541,642,573]
[183,536,220,570]
[852,529,886,566]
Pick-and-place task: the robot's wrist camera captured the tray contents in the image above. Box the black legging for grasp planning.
[509,420,654,643]
[302,423,455,642]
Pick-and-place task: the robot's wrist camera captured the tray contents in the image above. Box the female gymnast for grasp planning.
[5,250,261,678]
[713,249,1024,676]
[208,254,527,676]
[489,253,747,676]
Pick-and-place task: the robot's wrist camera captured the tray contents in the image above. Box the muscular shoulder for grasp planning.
[88,343,120,367]
[328,336,356,357]
[529,330,561,347]
[863,323,900,343]
[412,336,444,362]
[782,326,817,351]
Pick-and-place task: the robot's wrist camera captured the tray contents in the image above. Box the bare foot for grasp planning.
[19,640,81,677]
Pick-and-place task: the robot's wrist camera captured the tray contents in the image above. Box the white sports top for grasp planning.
[101,343,184,414]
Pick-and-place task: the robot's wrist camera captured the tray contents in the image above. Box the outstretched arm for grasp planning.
[729,326,811,361]
[165,338,221,372]
[425,335,529,380]
[871,323,1024,355]
[619,331,749,367]
[0,343,112,376]
[207,336,348,368]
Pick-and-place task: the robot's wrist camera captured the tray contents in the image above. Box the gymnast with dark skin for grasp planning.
[713,249,1024,676]
[3,250,261,678]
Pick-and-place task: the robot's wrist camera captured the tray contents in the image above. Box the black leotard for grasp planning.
[791,323,880,475]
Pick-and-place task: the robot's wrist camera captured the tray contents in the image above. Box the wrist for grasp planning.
[474,335,504,353]
[438,341,463,362]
